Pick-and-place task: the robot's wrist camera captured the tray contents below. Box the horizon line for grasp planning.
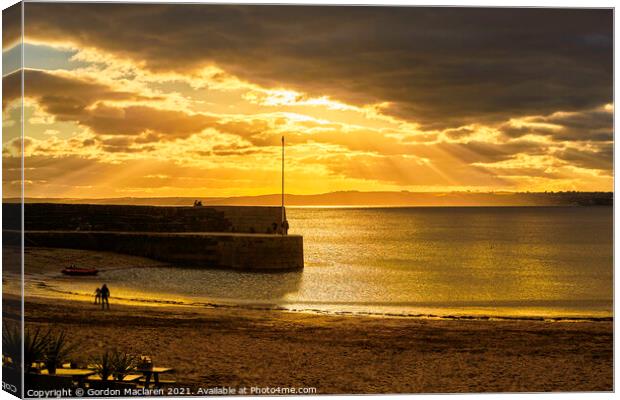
[10,189,613,200]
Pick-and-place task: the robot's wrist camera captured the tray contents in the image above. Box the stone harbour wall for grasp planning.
[17,230,304,271]
[4,203,303,271]
[3,203,286,234]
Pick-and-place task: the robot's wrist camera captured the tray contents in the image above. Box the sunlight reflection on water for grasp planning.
[36,207,613,318]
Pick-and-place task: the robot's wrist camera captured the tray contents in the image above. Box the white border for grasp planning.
[0,1,616,400]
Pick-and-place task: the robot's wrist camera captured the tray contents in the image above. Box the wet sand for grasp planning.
[9,295,612,394]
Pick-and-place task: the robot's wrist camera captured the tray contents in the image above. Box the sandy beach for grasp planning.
[8,294,612,394]
[1,246,611,393]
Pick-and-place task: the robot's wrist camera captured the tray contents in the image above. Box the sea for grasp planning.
[31,206,614,320]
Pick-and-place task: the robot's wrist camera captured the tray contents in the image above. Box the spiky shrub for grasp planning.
[24,327,52,373]
[2,321,21,368]
[44,330,77,374]
[3,324,68,373]
[111,351,137,381]
[91,351,114,381]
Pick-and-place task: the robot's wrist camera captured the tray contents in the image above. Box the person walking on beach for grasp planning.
[94,287,101,305]
[100,284,110,310]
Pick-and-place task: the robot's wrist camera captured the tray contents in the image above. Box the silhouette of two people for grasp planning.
[94,284,110,310]
[271,220,290,235]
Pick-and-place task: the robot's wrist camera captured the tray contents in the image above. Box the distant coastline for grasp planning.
[8,190,613,207]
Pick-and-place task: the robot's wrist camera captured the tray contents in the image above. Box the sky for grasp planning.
[1,4,614,199]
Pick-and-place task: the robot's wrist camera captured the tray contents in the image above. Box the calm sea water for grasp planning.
[38,207,613,319]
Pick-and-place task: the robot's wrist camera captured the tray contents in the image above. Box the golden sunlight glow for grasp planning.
[2,34,613,199]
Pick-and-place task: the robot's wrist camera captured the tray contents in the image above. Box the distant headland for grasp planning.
[11,191,613,207]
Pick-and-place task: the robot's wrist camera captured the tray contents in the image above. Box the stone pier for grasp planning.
[3,203,304,271]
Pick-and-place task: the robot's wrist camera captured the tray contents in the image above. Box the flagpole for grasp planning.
[281,136,285,235]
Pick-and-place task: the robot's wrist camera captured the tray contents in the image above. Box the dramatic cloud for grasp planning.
[555,144,613,171]
[22,4,612,128]
[500,106,613,142]
[2,3,20,49]
[84,104,217,138]
[2,4,613,196]
[4,69,141,111]
[4,70,222,141]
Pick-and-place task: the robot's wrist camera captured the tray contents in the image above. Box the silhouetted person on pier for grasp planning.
[100,284,110,310]
[282,220,289,235]
[94,287,101,305]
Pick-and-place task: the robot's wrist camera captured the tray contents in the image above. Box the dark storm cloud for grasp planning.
[2,3,21,49]
[85,104,217,138]
[3,69,142,111]
[23,4,612,129]
[533,108,613,142]
[555,144,613,171]
[500,107,613,142]
[3,69,218,140]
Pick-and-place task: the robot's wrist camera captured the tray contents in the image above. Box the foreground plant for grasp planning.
[3,323,78,374]
[44,330,78,374]
[91,350,114,381]
[2,321,21,369]
[111,350,138,381]
[24,326,52,373]
[6,325,54,372]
